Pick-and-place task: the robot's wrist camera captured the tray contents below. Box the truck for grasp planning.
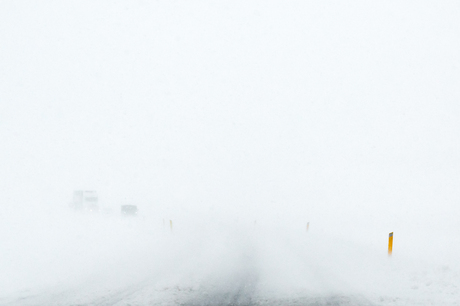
[71,190,99,212]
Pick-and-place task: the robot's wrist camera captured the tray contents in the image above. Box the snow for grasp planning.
[1,207,460,305]
[1,0,460,304]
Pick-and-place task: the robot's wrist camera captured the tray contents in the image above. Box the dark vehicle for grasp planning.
[121,205,138,216]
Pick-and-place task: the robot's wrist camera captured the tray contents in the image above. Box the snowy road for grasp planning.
[2,212,460,305]
[3,278,375,306]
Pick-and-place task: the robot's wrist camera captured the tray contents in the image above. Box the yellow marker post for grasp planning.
[306,222,309,232]
[388,232,393,256]
[170,220,173,233]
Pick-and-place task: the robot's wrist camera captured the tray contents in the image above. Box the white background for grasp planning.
[1,1,460,304]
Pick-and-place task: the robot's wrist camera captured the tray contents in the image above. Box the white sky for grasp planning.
[1,1,459,229]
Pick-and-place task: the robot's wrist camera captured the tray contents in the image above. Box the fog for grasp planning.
[1,1,460,305]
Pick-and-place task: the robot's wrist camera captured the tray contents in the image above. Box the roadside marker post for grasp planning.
[170,220,173,233]
[388,232,393,256]
[306,222,309,232]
